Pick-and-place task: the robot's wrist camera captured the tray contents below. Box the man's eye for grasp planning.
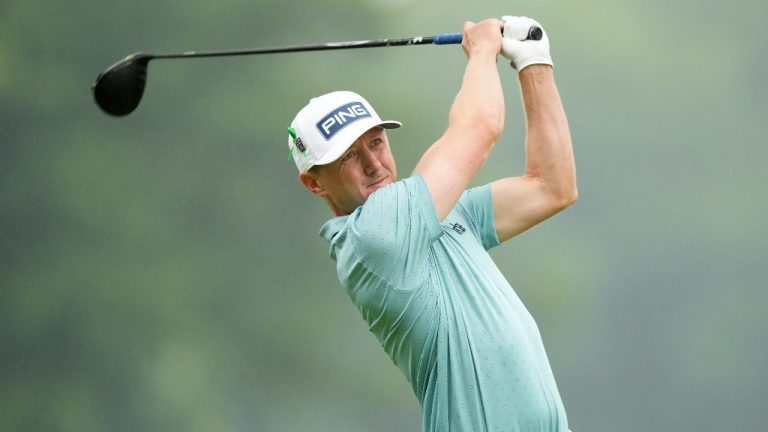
[342,151,355,161]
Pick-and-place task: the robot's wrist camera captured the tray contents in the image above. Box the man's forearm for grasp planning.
[520,65,577,203]
[448,47,505,144]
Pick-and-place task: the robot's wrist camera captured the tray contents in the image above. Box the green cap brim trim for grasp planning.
[286,127,297,161]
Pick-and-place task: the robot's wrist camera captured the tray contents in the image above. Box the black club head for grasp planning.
[92,54,151,116]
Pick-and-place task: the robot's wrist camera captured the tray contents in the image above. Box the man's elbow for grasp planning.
[559,186,579,209]
[449,110,504,145]
[480,115,504,144]
[550,184,578,212]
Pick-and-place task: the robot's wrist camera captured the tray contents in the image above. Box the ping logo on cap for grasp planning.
[316,102,371,140]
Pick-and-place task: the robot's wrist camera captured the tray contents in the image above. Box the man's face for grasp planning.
[303,127,397,216]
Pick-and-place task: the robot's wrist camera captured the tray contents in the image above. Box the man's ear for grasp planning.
[299,170,326,196]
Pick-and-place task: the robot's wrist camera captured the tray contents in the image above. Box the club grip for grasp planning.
[433,26,542,45]
[433,33,463,45]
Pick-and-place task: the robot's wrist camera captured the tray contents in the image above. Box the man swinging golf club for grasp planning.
[288,16,576,432]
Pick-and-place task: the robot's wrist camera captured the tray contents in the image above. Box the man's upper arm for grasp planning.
[490,176,573,243]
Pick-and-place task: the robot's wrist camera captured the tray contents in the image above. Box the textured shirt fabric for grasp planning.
[319,174,568,432]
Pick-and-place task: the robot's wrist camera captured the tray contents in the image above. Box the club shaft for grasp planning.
[148,33,464,60]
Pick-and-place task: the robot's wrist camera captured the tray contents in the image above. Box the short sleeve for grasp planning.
[453,184,500,250]
[346,174,443,290]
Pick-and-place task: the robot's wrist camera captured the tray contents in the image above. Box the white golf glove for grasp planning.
[500,16,553,70]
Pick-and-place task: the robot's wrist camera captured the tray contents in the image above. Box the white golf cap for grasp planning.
[288,91,401,172]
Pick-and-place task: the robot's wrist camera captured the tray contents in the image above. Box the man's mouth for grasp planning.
[367,176,388,189]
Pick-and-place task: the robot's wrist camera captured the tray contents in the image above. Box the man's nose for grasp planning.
[361,149,383,175]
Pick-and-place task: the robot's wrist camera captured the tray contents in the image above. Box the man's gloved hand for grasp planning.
[500,16,553,70]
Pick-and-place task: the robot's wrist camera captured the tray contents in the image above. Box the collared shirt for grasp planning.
[320,174,568,432]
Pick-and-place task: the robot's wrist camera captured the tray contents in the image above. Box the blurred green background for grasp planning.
[2,0,767,430]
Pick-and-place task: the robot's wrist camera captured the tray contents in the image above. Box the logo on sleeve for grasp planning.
[316,102,371,140]
[447,222,466,235]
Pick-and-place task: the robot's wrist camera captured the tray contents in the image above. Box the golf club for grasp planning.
[92,27,542,117]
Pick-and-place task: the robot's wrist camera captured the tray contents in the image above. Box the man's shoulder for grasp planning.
[319,174,447,266]
[319,174,430,238]
[319,214,350,243]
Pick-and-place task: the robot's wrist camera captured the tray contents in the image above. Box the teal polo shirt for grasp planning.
[320,174,569,432]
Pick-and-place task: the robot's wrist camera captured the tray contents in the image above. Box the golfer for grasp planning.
[288,16,576,432]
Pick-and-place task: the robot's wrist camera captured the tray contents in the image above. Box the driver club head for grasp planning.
[92,54,151,117]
